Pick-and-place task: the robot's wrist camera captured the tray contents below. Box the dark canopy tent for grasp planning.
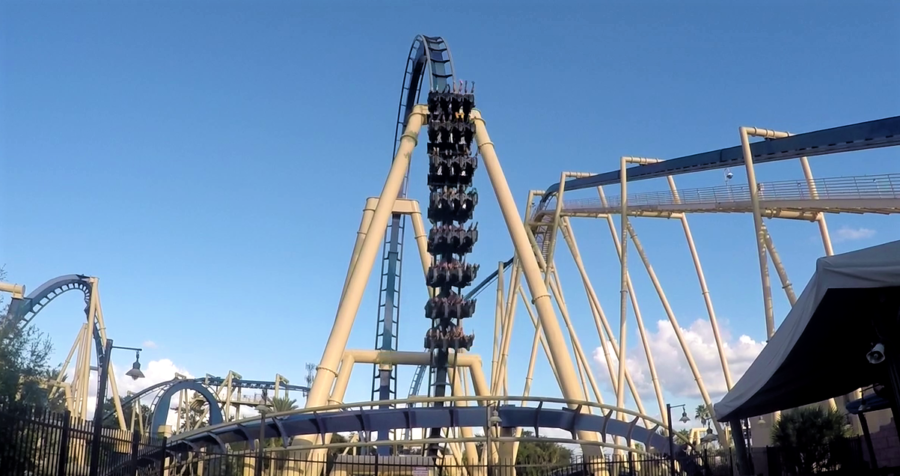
[715,240,900,422]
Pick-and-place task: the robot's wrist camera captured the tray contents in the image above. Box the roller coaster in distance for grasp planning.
[0,273,312,438]
[1,32,898,476]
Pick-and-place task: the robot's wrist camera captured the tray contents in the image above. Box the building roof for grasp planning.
[714,240,900,421]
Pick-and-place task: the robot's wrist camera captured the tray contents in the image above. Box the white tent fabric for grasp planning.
[714,240,900,421]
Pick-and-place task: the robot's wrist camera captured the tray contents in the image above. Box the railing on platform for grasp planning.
[545,174,900,212]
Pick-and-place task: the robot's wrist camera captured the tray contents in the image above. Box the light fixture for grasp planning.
[256,402,272,415]
[488,409,502,426]
[125,351,145,380]
[679,411,690,424]
[701,427,717,443]
[867,343,885,365]
[757,415,765,425]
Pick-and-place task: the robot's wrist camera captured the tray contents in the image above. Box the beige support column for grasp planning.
[549,270,605,406]
[625,221,726,445]
[595,188,669,424]
[450,365,481,470]
[799,157,835,255]
[616,157,630,418]
[493,191,539,396]
[305,105,427,410]
[739,127,776,339]
[93,289,127,431]
[409,207,435,293]
[517,286,560,386]
[761,224,797,305]
[491,261,505,395]
[558,217,654,427]
[471,110,599,449]
[341,200,377,301]
[666,176,734,389]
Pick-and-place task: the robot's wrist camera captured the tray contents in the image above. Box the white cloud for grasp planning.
[592,319,765,402]
[833,226,876,243]
[142,340,158,349]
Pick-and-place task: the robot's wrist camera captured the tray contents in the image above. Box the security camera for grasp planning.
[726,172,734,180]
[867,343,885,365]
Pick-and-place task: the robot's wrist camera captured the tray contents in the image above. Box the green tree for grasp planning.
[771,407,849,475]
[695,404,712,427]
[0,267,61,475]
[271,396,298,412]
[513,430,573,475]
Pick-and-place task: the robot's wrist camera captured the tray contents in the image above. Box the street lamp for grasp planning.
[485,404,501,474]
[89,339,144,476]
[125,350,145,380]
[701,426,717,444]
[255,392,273,476]
[666,403,690,476]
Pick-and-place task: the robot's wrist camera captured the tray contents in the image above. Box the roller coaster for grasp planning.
[0,274,311,438]
[2,33,899,476]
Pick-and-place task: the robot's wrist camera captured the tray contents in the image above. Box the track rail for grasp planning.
[0,274,104,357]
[372,36,456,452]
[461,116,900,302]
[542,115,900,197]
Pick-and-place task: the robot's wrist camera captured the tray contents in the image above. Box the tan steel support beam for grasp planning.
[305,105,428,410]
[625,221,726,446]
[740,127,779,340]
[471,110,600,451]
[666,176,734,390]
[558,217,654,426]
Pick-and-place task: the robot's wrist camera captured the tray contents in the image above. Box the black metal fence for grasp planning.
[155,451,729,476]
[1,402,892,476]
[0,402,165,476]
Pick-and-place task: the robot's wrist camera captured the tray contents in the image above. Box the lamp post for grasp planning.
[666,403,691,476]
[484,404,501,475]
[255,391,273,476]
[487,405,503,476]
[89,338,144,476]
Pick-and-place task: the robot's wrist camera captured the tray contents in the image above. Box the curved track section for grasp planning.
[372,35,456,447]
[0,274,102,354]
[163,397,698,474]
[102,376,310,430]
[150,381,225,435]
[173,405,667,452]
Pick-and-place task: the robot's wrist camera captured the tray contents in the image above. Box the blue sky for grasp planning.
[1,1,898,422]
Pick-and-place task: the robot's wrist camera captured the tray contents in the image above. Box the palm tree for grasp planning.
[270,396,298,413]
[695,404,711,427]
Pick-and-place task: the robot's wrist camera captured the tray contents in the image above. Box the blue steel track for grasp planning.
[372,35,456,453]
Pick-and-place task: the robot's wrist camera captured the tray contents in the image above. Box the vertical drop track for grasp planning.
[372,36,455,454]
[423,85,479,457]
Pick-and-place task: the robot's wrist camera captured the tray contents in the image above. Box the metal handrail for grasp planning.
[544,173,900,211]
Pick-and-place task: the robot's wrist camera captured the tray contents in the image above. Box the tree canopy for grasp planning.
[0,267,59,406]
[771,406,849,474]
[0,267,64,474]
